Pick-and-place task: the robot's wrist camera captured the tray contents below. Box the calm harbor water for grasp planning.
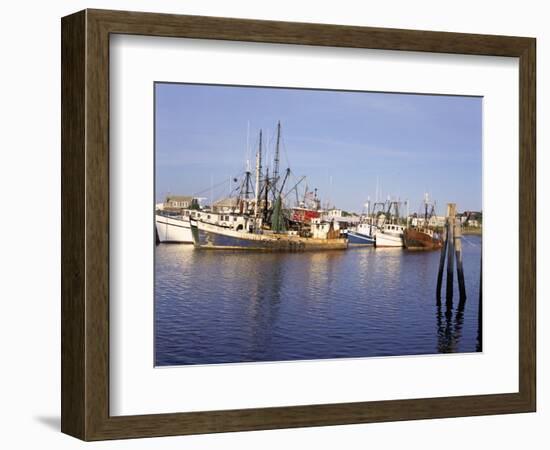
[155,235,482,366]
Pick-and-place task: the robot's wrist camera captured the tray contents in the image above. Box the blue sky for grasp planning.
[155,83,482,214]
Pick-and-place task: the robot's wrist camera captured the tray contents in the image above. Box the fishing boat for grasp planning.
[345,200,378,246]
[290,206,321,224]
[375,223,405,247]
[189,122,347,251]
[155,212,192,243]
[403,193,443,250]
[403,227,443,250]
[290,187,322,225]
[373,200,405,247]
[346,223,376,245]
[190,218,347,251]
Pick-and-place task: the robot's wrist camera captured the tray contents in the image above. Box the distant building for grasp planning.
[409,215,446,227]
[460,211,482,228]
[429,215,447,227]
[410,216,427,227]
[163,195,198,212]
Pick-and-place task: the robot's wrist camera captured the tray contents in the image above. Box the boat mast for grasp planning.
[242,164,253,213]
[273,121,281,193]
[239,121,252,213]
[254,130,263,217]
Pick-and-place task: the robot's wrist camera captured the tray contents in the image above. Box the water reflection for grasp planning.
[436,300,465,354]
[155,236,482,365]
[477,254,483,352]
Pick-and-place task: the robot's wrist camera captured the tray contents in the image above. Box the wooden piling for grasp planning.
[436,224,448,302]
[436,202,470,305]
[477,251,483,352]
[445,203,456,300]
[454,221,467,301]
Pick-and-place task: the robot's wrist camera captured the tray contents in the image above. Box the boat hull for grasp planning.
[375,231,403,247]
[190,220,347,251]
[403,228,443,250]
[346,231,375,246]
[155,214,192,243]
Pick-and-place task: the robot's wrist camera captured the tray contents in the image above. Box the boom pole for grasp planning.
[279,168,291,197]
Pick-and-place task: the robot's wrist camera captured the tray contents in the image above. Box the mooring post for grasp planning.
[445,203,456,301]
[477,251,483,352]
[436,223,448,303]
[454,221,467,302]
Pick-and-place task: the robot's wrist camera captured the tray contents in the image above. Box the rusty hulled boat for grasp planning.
[403,194,443,251]
[403,227,443,250]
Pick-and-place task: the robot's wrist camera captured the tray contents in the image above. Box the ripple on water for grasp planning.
[154,239,482,365]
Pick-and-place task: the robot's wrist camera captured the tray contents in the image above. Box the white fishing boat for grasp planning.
[373,200,405,247]
[155,213,192,243]
[375,223,405,247]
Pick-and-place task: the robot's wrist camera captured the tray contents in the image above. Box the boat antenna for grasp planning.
[424,192,429,222]
[210,174,214,209]
[246,120,251,172]
[329,175,333,209]
[366,196,371,217]
[244,132,258,202]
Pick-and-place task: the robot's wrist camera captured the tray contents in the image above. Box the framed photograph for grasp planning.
[61,9,536,440]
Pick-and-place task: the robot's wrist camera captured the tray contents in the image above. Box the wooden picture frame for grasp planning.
[61,9,536,440]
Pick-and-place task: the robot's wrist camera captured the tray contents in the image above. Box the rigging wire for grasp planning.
[280,133,292,172]
[191,171,245,198]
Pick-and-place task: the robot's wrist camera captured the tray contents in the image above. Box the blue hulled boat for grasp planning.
[346,222,376,246]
